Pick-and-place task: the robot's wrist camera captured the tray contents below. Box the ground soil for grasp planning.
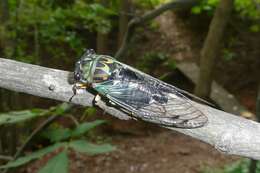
[19,11,259,173]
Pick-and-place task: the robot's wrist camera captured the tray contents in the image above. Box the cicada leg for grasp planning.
[94,94,107,115]
[94,94,117,106]
[69,83,88,102]
[94,94,102,104]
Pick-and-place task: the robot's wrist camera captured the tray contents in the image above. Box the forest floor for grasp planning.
[24,120,237,173]
[20,11,260,173]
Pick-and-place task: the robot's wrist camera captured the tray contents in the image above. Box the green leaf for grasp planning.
[249,24,260,33]
[38,150,68,173]
[71,120,106,138]
[191,6,202,14]
[0,143,66,169]
[69,140,115,155]
[164,59,176,70]
[42,128,72,143]
[0,109,47,126]
[83,107,97,117]
[223,159,250,173]
[42,120,106,142]
[52,103,71,115]
[0,103,71,126]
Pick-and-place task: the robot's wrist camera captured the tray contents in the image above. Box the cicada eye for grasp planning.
[81,49,96,59]
[86,49,95,55]
[74,72,81,81]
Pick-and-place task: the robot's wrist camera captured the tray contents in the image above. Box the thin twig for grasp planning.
[14,116,57,159]
[0,155,13,161]
[66,114,79,126]
[2,104,72,173]
[2,115,58,173]
[115,0,198,58]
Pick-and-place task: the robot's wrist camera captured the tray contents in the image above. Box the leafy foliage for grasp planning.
[134,0,170,8]
[69,140,115,155]
[0,120,115,172]
[0,103,70,125]
[191,0,260,32]
[202,159,260,173]
[0,109,46,125]
[4,0,119,64]
[137,52,169,73]
[0,102,114,172]
[192,0,260,17]
[0,143,66,169]
[191,0,219,15]
[222,48,237,61]
[41,120,106,142]
[38,150,69,173]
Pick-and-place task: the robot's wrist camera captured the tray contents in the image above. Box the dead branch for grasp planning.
[115,0,198,58]
[1,58,260,160]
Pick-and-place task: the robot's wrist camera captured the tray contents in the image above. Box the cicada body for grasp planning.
[72,49,208,128]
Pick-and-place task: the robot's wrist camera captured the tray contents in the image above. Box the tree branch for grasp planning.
[1,58,260,160]
[115,0,198,58]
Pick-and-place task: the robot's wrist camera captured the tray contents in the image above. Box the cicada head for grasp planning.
[74,49,116,84]
[74,49,97,84]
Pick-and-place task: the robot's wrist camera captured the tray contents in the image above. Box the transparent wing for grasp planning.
[133,93,207,128]
[97,78,207,128]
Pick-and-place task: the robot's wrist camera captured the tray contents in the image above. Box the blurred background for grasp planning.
[0,0,260,173]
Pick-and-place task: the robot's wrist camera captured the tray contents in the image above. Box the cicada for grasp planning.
[70,49,208,128]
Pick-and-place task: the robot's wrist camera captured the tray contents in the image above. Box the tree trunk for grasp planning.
[118,0,131,48]
[249,83,260,173]
[96,32,108,54]
[194,0,233,99]
[0,0,10,52]
[0,0,10,112]
[249,32,260,172]
[96,0,108,54]
[0,0,9,23]
[33,4,40,64]
[0,0,21,156]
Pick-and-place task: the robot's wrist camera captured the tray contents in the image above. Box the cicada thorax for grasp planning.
[92,56,116,83]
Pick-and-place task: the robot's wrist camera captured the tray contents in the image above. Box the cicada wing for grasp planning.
[107,92,207,128]
[97,80,207,128]
[115,60,213,107]
[135,93,208,128]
